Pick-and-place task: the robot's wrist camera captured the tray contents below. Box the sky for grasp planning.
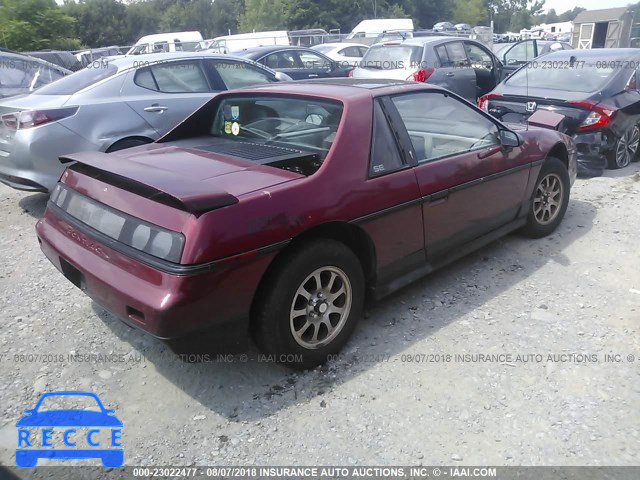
[543,0,632,13]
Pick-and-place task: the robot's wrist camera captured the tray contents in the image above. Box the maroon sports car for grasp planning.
[36,79,577,368]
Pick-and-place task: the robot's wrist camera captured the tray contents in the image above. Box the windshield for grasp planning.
[35,63,118,95]
[506,61,616,93]
[210,96,343,174]
[360,45,423,69]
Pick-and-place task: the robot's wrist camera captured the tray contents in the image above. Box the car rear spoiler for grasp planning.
[59,152,239,216]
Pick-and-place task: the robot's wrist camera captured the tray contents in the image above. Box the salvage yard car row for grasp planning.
[0,38,637,368]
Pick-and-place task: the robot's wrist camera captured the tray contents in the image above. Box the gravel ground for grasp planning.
[0,165,639,469]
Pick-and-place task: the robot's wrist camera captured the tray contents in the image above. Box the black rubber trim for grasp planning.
[48,202,290,276]
[351,197,423,224]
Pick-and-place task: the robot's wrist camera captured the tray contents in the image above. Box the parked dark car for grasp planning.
[352,37,503,101]
[75,46,121,68]
[494,39,573,78]
[479,49,640,176]
[24,50,83,72]
[0,51,70,98]
[234,46,353,79]
[36,79,575,368]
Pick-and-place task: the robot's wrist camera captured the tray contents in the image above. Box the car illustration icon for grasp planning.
[15,391,123,468]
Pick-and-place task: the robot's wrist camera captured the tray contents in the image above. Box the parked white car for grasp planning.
[206,31,290,54]
[127,31,204,55]
[311,43,369,67]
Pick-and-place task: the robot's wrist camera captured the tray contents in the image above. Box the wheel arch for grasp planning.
[105,136,154,153]
[249,221,377,323]
[548,142,569,169]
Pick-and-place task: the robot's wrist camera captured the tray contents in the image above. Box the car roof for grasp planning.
[222,78,445,100]
[107,52,257,71]
[399,36,471,46]
[314,42,368,49]
[234,46,318,56]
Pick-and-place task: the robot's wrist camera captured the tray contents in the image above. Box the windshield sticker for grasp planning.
[224,121,232,135]
[231,106,240,120]
[231,122,240,136]
[223,105,232,121]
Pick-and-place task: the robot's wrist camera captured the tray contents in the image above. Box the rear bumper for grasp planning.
[35,207,275,341]
[0,123,97,193]
[574,130,613,178]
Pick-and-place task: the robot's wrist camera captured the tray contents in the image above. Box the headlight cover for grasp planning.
[50,184,185,263]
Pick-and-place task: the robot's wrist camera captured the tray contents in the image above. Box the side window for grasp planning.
[391,92,499,163]
[134,68,158,90]
[435,45,451,67]
[358,47,369,57]
[134,61,209,93]
[369,101,405,177]
[263,52,298,69]
[297,50,332,69]
[153,41,169,53]
[340,47,364,58]
[445,42,470,67]
[504,41,535,65]
[205,60,276,89]
[464,43,493,69]
[625,67,639,91]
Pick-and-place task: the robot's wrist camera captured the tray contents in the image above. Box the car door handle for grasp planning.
[144,105,168,113]
[445,72,455,77]
[477,145,503,159]
[308,74,319,78]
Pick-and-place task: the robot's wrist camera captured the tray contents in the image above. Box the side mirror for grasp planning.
[499,130,520,148]
[274,71,292,82]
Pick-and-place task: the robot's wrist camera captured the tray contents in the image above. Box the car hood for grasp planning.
[16,410,123,427]
[62,140,305,215]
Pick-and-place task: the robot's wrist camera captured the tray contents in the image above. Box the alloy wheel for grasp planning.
[290,266,352,349]
[533,173,563,225]
[615,126,640,168]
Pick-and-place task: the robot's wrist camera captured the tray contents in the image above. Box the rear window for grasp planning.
[360,45,423,70]
[505,61,615,93]
[36,63,118,95]
[208,95,344,174]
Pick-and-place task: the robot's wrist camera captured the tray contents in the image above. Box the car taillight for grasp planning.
[348,69,353,78]
[407,68,434,82]
[1,107,78,131]
[50,184,185,263]
[478,93,501,112]
[567,100,616,132]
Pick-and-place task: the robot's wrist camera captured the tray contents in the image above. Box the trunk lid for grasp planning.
[488,88,596,135]
[60,139,305,215]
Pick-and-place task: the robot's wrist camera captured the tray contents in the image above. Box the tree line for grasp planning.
[0,0,598,52]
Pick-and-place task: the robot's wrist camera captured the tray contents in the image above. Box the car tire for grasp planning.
[520,156,570,239]
[253,239,365,370]
[608,124,640,169]
[106,137,152,153]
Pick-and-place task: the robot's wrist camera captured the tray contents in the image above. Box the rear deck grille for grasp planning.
[194,139,309,163]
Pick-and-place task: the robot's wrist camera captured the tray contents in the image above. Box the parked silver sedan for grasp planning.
[0,52,289,192]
